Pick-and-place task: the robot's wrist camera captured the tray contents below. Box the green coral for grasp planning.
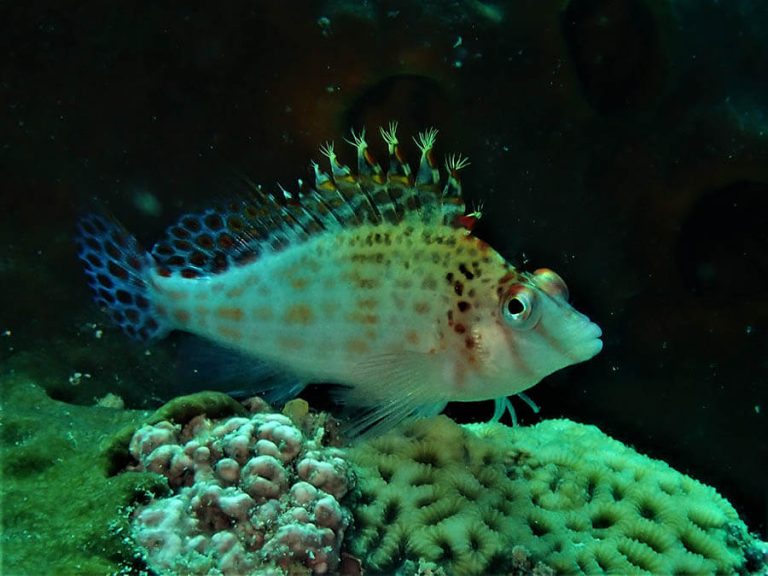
[348,416,756,575]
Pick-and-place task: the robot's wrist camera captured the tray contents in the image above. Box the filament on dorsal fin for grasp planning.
[276,183,300,206]
[443,153,470,198]
[345,128,383,181]
[311,160,337,192]
[413,127,440,186]
[456,202,483,232]
[380,121,412,184]
[150,123,473,277]
[321,141,355,184]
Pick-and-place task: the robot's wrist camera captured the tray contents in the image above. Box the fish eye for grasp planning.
[502,285,541,330]
[533,268,569,301]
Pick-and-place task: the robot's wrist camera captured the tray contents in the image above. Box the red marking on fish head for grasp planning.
[455,214,479,231]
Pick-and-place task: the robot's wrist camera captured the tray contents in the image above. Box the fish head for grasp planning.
[472,267,603,396]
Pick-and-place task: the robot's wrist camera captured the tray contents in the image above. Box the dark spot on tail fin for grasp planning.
[75,212,170,342]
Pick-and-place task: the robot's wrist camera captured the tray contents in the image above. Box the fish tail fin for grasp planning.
[75,212,170,341]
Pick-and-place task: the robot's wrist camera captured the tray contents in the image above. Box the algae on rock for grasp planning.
[0,373,167,574]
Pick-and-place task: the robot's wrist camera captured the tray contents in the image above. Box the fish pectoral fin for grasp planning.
[333,352,449,438]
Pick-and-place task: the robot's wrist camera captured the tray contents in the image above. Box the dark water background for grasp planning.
[2,1,766,536]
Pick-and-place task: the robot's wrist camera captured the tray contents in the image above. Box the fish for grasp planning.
[75,123,602,434]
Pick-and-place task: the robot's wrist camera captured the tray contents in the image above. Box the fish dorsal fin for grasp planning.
[151,123,474,278]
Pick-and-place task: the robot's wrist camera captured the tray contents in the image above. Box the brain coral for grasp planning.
[347,416,753,575]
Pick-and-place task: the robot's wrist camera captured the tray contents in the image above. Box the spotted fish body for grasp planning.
[76,124,602,432]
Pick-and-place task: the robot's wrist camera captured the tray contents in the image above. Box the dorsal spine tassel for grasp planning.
[413,127,440,186]
[380,122,412,186]
[345,128,384,183]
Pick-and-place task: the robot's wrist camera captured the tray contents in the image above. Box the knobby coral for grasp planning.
[125,399,352,575]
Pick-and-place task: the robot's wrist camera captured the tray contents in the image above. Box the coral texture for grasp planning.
[348,416,755,575]
[126,400,353,575]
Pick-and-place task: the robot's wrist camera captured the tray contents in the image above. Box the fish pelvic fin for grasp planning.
[332,352,449,439]
[75,212,170,342]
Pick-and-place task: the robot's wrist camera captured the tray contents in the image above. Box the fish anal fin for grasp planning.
[177,336,306,405]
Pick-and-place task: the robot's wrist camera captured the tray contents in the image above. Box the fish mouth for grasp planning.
[584,322,603,357]
[570,320,603,361]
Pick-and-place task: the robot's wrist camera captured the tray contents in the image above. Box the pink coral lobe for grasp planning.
[126,398,352,575]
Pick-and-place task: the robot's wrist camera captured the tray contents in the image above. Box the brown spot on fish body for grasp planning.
[290,277,310,290]
[454,323,466,334]
[358,277,379,289]
[302,257,321,273]
[499,271,517,285]
[356,298,377,310]
[225,284,246,298]
[457,301,471,312]
[173,309,191,324]
[346,339,370,354]
[364,329,378,341]
[355,313,379,325]
[216,325,243,341]
[216,306,244,322]
[277,336,305,350]
[421,277,437,290]
[458,263,474,280]
[284,304,314,325]
[475,239,491,254]
[413,301,430,315]
[406,330,420,345]
[454,281,464,296]
[164,289,188,301]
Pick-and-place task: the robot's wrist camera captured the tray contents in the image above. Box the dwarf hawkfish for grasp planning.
[76,123,602,434]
